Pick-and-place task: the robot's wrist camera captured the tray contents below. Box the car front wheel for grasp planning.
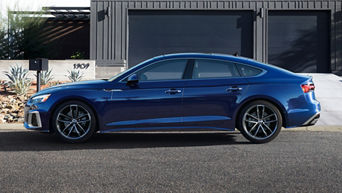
[52,101,96,143]
[238,100,282,143]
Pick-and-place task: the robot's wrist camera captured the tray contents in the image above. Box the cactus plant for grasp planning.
[4,65,31,95]
[35,69,54,85]
[67,70,83,82]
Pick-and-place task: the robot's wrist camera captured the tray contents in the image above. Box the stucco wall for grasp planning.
[0,60,96,82]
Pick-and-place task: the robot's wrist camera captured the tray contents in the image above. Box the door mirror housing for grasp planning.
[126,74,139,86]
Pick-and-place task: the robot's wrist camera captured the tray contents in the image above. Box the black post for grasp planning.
[37,70,41,92]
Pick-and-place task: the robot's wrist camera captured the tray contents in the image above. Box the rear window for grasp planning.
[192,59,240,79]
[236,64,263,77]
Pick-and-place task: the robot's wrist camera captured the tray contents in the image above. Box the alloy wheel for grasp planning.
[242,104,279,140]
[56,104,92,140]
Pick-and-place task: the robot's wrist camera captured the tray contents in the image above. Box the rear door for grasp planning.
[182,59,249,130]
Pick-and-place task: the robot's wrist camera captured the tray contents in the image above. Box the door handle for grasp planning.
[227,87,242,92]
[103,89,122,92]
[165,89,182,94]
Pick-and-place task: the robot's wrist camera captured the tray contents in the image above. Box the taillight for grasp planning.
[301,83,315,93]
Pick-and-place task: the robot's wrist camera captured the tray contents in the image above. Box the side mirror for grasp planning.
[126,74,138,86]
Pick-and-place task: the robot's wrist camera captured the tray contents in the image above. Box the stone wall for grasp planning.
[0,60,96,82]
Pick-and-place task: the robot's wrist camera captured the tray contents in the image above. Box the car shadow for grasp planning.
[0,131,249,152]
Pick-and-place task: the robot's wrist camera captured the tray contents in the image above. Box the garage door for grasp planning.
[128,11,253,67]
[268,11,330,73]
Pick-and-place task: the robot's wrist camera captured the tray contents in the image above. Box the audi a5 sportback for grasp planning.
[24,53,320,143]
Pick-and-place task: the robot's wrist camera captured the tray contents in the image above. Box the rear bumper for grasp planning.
[302,112,320,126]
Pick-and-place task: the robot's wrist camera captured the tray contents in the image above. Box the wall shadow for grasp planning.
[268,28,329,73]
[268,11,330,73]
[0,131,249,152]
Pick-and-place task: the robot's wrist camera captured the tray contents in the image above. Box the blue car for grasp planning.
[24,53,320,143]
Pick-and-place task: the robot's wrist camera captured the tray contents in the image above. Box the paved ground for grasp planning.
[0,130,341,193]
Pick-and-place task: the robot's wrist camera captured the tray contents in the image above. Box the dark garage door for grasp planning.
[128,11,253,67]
[268,11,330,73]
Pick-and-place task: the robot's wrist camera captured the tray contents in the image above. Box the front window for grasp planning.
[135,59,187,81]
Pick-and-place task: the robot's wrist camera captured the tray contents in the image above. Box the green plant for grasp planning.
[34,69,53,85]
[0,8,47,59]
[4,65,31,95]
[70,51,85,59]
[67,70,83,82]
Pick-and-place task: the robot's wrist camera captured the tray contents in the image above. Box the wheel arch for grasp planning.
[48,96,100,133]
[234,96,288,129]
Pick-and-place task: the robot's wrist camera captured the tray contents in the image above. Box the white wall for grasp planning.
[0,60,95,82]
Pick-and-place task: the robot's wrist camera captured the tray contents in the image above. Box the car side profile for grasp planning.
[24,53,320,143]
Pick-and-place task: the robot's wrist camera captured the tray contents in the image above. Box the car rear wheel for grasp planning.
[52,101,96,143]
[238,100,282,143]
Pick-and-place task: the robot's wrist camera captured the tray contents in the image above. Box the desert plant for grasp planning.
[34,69,53,85]
[67,70,83,82]
[4,65,31,95]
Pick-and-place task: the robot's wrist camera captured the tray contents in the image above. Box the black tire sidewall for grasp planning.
[52,100,96,143]
[238,100,282,143]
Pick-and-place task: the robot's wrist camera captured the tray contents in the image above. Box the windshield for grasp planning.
[107,64,141,81]
[107,70,127,81]
[107,57,160,81]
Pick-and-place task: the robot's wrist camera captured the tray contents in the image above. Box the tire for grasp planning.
[52,100,96,143]
[237,100,282,143]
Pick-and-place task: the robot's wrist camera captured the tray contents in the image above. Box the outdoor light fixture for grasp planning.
[258,8,264,18]
[105,6,111,17]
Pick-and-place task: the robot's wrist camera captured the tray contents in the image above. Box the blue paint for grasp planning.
[24,53,320,136]
[107,116,230,126]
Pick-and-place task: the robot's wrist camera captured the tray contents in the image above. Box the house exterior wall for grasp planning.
[90,0,342,76]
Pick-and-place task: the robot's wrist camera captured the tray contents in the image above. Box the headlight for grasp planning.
[31,94,51,103]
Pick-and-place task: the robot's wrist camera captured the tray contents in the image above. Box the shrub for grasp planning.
[35,69,53,85]
[0,80,9,92]
[4,65,31,95]
[70,51,85,59]
[67,70,83,82]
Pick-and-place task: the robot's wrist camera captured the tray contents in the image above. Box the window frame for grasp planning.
[119,57,267,83]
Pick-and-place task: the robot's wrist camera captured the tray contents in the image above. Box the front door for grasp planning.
[103,59,188,130]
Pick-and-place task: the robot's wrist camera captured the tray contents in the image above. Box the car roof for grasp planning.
[150,53,258,66]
